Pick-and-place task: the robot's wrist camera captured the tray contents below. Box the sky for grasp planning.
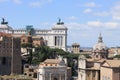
[0,0,120,47]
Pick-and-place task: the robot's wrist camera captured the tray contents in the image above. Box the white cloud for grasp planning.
[30,1,41,7]
[42,22,53,27]
[81,33,88,37]
[87,21,102,27]
[66,22,86,30]
[87,21,119,29]
[111,3,120,20]
[0,0,22,4]
[0,0,8,3]
[29,0,53,7]
[112,15,120,20]
[84,2,96,7]
[66,21,119,31]
[112,4,120,10]
[90,2,120,21]
[47,0,53,3]
[67,16,78,20]
[104,22,119,29]
[13,0,22,4]
[42,22,49,25]
[83,8,92,13]
[79,2,100,8]
[93,12,110,17]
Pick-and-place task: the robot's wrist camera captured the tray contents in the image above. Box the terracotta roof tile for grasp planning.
[105,60,120,67]
[0,32,12,37]
[44,59,61,64]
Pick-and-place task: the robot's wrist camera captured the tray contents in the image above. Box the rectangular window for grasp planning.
[2,57,6,65]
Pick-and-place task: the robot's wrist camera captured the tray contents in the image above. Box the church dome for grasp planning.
[93,33,107,50]
[93,42,107,50]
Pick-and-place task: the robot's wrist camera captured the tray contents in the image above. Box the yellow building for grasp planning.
[72,43,80,54]
[101,60,120,80]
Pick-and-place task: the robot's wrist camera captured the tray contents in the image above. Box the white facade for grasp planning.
[37,59,67,80]
[78,55,86,80]
[0,19,68,51]
[38,67,67,80]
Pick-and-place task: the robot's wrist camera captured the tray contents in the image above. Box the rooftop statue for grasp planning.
[57,18,64,25]
[1,18,8,24]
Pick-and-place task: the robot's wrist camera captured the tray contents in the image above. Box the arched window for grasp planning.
[96,55,98,58]
[24,73,27,75]
[33,73,37,78]
[54,77,58,80]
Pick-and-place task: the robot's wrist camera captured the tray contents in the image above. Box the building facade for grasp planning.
[0,32,21,75]
[37,59,67,80]
[78,33,120,80]
[108,47,120,57]
[0,18,68,51]
[78,33,108,80]
[101,60,120,80]
[71,43,80,54]
[23,64,38,79]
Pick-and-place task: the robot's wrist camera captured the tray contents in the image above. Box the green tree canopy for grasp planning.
[21,43,33,48]
[31,46,67,64]
[114,55,120,58]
